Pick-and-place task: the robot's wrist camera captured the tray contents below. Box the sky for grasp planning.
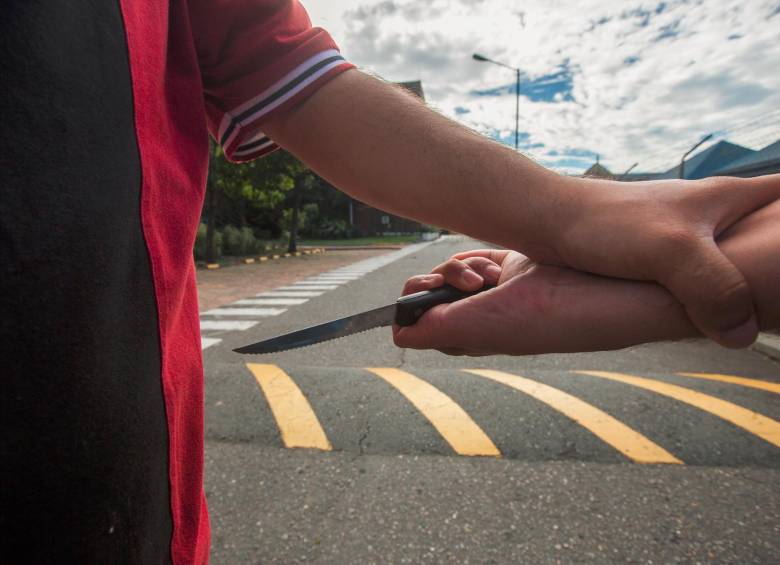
[304,0,780,175]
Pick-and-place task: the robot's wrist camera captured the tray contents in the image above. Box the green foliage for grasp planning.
[222,225,263,256]
[194,223,267,259]
[194,223,222,261]
[200,139,359,250]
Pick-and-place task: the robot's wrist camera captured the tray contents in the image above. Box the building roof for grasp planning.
[583,162,614,179]
[713,139,780,175]
[397,80,425,101]
[657,140,755,179]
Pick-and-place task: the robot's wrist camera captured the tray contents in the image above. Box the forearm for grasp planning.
[264,69,574,259]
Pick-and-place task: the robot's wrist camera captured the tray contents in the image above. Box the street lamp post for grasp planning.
[679,133,713,179]
[473,53,521,151]
[619,162,639,181]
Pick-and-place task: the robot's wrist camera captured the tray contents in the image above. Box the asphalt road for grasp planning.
[202,236,780,564]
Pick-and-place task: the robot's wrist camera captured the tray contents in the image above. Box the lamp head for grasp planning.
[473,53,489,62]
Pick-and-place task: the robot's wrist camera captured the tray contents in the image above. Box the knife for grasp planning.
[233,284,494,354]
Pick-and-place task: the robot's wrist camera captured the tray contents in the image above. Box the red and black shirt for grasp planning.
[0,1,352,563]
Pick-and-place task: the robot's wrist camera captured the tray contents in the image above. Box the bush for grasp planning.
[222,225,262,256]
[194,223,223,261]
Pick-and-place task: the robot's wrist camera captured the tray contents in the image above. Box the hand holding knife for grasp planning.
[233,284,494,354]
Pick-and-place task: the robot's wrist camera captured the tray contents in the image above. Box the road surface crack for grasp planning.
[357,423,372,455]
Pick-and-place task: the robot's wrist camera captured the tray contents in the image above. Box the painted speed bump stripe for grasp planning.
[577,371,780,448]
[466,369,682,464]
[367,368,500,457]
[247,364,332,451]
[677,372,780,395]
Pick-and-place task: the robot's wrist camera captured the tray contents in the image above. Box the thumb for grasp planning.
[660,239,757,348]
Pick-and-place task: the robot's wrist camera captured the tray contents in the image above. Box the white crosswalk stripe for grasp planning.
[199,238,439,350]
[233,298,309,306]
[200,320,259,331]
[201,337,222,349]
[284,283,340,289]
[202,307,287,317]
[257,291,325,298]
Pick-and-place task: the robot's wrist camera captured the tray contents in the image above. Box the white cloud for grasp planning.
[305,0,780,174]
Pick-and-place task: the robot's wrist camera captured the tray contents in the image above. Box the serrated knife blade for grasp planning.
[232,284,494,355]
[232,304,396,354]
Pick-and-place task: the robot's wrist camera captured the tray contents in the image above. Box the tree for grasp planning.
[286,172,316,253]
[202,142,306,261]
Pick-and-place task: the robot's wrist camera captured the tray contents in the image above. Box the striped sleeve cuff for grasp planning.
[217,49,353,163]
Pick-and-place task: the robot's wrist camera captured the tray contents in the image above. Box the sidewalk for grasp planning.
[196,248,392,312]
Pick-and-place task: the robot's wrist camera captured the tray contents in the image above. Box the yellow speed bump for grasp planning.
[577,371,780,448]
[466,369,681,464]
[678,372,780,395]
[367,368,500,457]
[247,364,331,450]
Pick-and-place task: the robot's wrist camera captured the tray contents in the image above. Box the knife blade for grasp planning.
[233,284,493,354]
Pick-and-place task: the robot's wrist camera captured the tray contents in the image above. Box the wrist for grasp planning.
[538,174,607,265]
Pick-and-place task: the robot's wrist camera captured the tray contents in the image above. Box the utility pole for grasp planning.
[473,53,521,151]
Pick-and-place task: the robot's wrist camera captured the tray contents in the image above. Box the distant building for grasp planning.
[588,137,780,182]
[582,159,615,180]
[349,81,431,235]
[655,140,756,180]
[713,139,780,177]
[397,80,425,100]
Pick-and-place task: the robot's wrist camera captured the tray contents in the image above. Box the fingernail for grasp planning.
[462,270,483,286]
[719,316,759,348]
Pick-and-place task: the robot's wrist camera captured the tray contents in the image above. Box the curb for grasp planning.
[753,333,780,361]
[197,248,325,270]
[317,245,405,251]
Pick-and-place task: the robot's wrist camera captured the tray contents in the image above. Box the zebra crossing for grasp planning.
[199,240,437,350]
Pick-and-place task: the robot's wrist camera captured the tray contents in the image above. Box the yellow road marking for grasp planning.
[247,364,332,450]
[367,368,500,457]
[678,372,780,395]
[576,371,780,448]
[465,369,682,464]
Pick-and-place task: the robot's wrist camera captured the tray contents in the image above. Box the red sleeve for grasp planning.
[188,0,354,162]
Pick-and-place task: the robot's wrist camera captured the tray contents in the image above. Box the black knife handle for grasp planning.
[394,284,495,327]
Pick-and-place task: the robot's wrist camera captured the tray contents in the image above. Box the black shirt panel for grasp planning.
[0,1,173,563]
